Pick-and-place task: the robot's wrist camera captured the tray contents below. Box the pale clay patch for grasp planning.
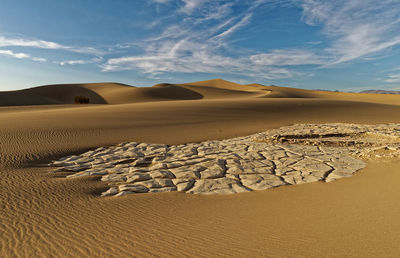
[50,123,400,196]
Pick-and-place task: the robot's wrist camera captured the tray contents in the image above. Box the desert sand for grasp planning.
[2,79,400,257]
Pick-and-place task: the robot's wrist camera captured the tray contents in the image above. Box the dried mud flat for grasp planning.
[50,123,400,196]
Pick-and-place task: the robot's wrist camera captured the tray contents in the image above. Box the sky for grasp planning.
[1,0,400,91]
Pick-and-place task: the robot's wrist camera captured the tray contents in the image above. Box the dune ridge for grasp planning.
[4,78,399,106]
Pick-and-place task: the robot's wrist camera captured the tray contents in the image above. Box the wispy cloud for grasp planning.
[56,57,102,66]
[102,1,305,80]
[32,57,47,62]
[0,49,30,59]
[102,40,241,74]
[58,60,87,66]
[180,0,208,14]
[0,37,63,49]
[385,74,400,83]
[0,49,46,62]
[102,41,300,80]
[104,0,400,81]
[300,0,400,65]
[250,49,324,66]
[43,0,400,83]
[0,36,103,55]
[212,14,253,40]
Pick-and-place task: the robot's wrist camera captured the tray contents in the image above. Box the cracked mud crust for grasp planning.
[50,123,400,196]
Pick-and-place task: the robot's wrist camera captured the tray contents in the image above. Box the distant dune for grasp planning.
[2,78,400,106]
[0,83,130,106]
[0,79,273,106]
[360,89,400,94]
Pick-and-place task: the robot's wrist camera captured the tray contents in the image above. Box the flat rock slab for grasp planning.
[50,123,400,196]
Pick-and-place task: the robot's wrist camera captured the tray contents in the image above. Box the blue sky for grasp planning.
[1,0,400,91]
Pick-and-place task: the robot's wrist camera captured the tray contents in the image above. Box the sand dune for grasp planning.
[0,82,139,106]
[2,79,400,257]
[0,82,203,106]
[0,79,264,106]
[255,84,320,98]
[3,78,399,106]
[0,83,106,106]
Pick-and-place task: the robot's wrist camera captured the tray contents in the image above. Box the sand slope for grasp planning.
[3,78,399,106]
[0,82,203,106]
[1,79,400,257]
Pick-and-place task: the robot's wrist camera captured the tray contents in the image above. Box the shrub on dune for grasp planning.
[74,96,90,104]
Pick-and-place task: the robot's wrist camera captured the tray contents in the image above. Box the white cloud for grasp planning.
[307,41,322,45]
[102,40,235,73]
[180,0,208,14]
[212,14,252,40]
[56,57,102,66]
[0,49,30,59]
[250,49,324,66]
[300,0,400,65]
[0,49,47,62]
[109,1,400,80]
[0,36,103,55]
[0,37,63,49]
[59,60,87,66]
[103,0,400,80]
[32,57,47,62]
[199,2,233,21]
[102,1,311,80]
[102,39,300,80]
[3,0,400,85]
[385,74,400,83]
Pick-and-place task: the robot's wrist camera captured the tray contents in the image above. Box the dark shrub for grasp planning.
[74,96,90,104]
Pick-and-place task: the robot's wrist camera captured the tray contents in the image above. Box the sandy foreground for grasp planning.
[2,79,400,257]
